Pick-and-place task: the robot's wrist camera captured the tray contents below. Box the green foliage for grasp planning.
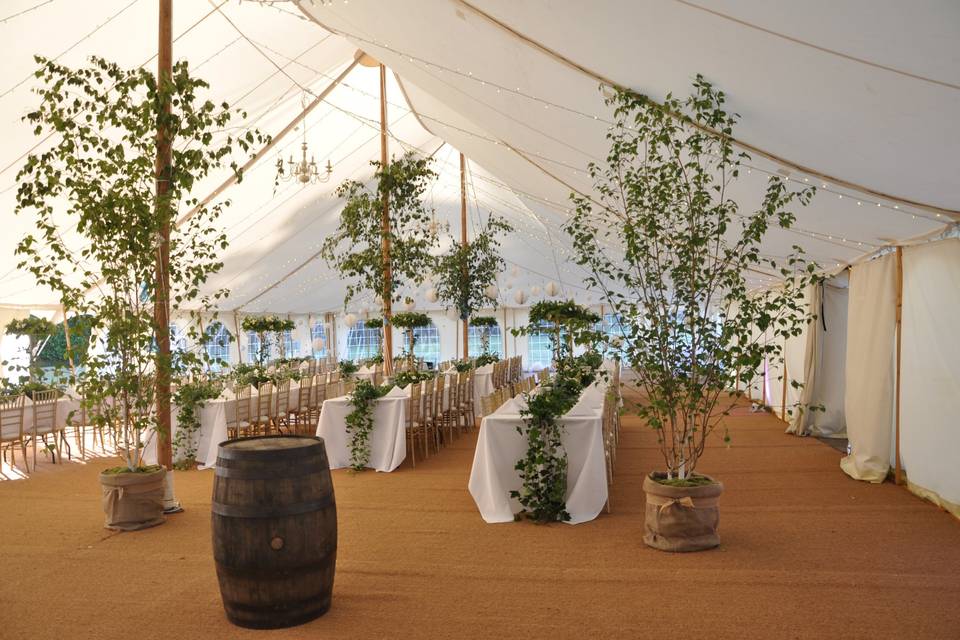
[15,56,267,471]
[320,153,440,310]
[564,76,821,480]
[389,312,430,329]
[38,314,93,367]
[392,369,434,388]
[474,353,500,368]
[434,215,512,319]
[344,379,392,471]
[364,317,383,329]
[452,358,474,373]
[469,316,498,327]
[5,315,56,381]
[172,377,223,469]
[515,300,602,366]
[339,360,359,377]
[511,352,601,522]
[241,316,295,365]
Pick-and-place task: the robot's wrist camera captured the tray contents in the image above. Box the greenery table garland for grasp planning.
[344,379,392,471]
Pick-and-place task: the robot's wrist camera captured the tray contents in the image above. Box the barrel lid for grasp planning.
[219,435,322,452]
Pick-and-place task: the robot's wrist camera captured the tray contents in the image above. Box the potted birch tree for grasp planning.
[15,56,266,530]
[565,76,820,551]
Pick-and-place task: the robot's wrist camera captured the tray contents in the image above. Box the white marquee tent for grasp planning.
[0,1,958,516]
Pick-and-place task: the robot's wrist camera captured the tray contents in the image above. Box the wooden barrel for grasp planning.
[212,436,337,629]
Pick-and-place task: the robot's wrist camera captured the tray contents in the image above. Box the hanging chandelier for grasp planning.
[276,95,333,185]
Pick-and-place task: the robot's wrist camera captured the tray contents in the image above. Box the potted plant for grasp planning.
[15,56,266,529]
[390,311,430,366]
[565,76,820,551]
[434,215,512,356]
[320,153,440,370]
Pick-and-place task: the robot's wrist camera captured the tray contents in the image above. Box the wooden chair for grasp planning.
[310,374,326,426]
[441,374,461,443]
[455,374,473,435]
[250,383,273,436]
[32,390,67,466]
[291,375,313,435]
[227,385,252,439]
[404,383,425,467]
[426,374,444,453]
[274,379,292,434]
[422,378,435,429]
[1,395,28,473]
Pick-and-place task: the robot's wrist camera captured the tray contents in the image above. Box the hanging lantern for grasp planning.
[312,336,326,352]
[402,298,416,311]
[531,285,542,297]
[510,265,519,278]
[505,280,514,291]
[484,284,499,300]
[545,281,560,297]
[514,289,528,305]
[344,313,358,328]
[425,288,439,303]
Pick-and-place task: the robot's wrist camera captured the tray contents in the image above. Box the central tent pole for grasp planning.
[460,152,469,359]
[379,63,394,376]
[155,0,173,473]
[894,246,904,485]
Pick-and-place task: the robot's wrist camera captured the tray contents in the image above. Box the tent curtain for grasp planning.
[840,253,897,483]
[787,282,821,435]
[900,239,960,517]
[809,273,849,437]
[0,307,29,379]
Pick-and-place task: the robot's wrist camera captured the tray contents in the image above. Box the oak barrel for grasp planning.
[212,436,337,629]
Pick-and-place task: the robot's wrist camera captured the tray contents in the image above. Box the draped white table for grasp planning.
[468,383,608,524]
[316,386,408,472]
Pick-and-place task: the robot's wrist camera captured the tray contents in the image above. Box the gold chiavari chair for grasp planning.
[292,375,313,434]
[1,395,28,472]
[455,373,472,435]
[404,383,425,467]
[422,378,435,430]
[426,374,444,453]
[310,374,326,426]
[460,373,476,430]
[227,385,252,439]
[274,379,292,434]
[250,383,273,436]
[32,390,67,466]
[441,373,461,443]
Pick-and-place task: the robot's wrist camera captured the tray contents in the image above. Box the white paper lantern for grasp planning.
[514,289,528,305]
[484,284,499,300]
[505,280,514,290]
[344,313,358,328]
[312,336,325,352]
[402,298,416,311]
[531,285,542,297]
[425,288,439,303]
[545,281,560,297]
[510,265,519,278]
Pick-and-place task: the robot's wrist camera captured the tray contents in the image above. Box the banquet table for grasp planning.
[316,386,409,472]
[468,383,608,524]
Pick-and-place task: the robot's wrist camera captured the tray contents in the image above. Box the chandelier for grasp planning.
[276,95,333,185]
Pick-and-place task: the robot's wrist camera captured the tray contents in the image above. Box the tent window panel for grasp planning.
[283,329,299,358]
[205,322,232,370]
[527,322,554,370]
[600,313,627,358]
[169,324,187,353]
[468,325,503,357]
[346,321,380,361]
[413,324,440,367]
[311,322,327,359]
[246,331,261,363]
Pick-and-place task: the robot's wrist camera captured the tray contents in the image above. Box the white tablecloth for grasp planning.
[316,386,408,472]
[468,383,608,525]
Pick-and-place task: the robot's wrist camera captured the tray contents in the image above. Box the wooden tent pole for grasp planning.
[502,306,508,358]
[233,311,243,363]
[895,246,904,485]
[379,63,394,377]
[460,152,469,359]
[60,306,77,380]
[155,0,174,472]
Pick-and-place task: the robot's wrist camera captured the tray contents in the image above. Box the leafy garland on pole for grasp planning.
[15,56,266,472]
[510,301,603,522]
[434,215,512,320]
[319,153,440,353]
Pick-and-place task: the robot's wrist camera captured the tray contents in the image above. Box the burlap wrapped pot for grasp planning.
[99,466,166,531]
[642,472,723,552]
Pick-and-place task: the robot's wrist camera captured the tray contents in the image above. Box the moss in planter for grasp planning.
[651,473,717,488]
[102,464,163,475]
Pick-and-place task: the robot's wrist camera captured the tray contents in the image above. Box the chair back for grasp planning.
[0,394,26,442]
[406,383,422,428]
[256,383,273,420]
[275,379,291,417]
[432,374,445,418]
[297,375,312,412]
[33,389,59,435]
[311,374,326,410]
[422,378,434,421]
[233,385,251,427]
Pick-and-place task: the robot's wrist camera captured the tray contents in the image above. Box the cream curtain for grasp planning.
[840,253,897,482]
[809,273,849,437]
[787,283,821,435]
[900,239,960,516]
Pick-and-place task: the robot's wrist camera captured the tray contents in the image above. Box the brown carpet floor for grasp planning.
[2,394,959,640]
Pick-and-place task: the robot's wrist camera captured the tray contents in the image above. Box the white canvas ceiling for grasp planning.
[1,0,957,313]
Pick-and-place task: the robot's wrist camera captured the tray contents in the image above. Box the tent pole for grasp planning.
[895,246,904,485]
[780,357,787,422]
[233,311,243,364]
[379,63,395,377]
[460,152,469,359]
[61,306,77,380]
[155,0,174,473]
[502,306,508,358]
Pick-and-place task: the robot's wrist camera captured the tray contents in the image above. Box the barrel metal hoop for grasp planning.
[216,444,323,462]
[212,494,335,518]
[214,465,330,481]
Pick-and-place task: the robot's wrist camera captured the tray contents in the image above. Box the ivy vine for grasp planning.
[172,378,223,469]
[344,379,391,471]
